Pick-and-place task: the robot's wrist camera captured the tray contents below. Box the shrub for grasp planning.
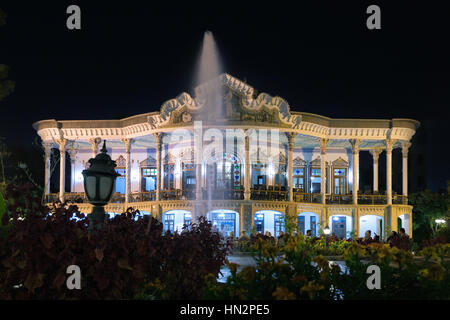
[0,183,232,300]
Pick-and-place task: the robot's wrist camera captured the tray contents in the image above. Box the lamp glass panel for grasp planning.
[99,176,113,201]
[85,176,97,199]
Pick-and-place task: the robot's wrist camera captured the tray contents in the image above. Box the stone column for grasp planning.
[320,138,328,204]
[369,149,382,193]
[154,133,162,201]
[244,134,251,200]
[122,138,133,203]
[43,142,51,196]
[58,139,67,202]
[89,137,101,158]
[349,139,361,205]
[402,142,411,198]
[68,149,78,192]
[287,133,296,202]
[385,139,395,205]
[194,122,203,201]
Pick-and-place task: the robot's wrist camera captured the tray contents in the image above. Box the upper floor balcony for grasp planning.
[45,189,408,205]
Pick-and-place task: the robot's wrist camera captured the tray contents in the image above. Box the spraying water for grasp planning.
[194,31,224,123]
[193,31,224,221]
[196,31,222,85]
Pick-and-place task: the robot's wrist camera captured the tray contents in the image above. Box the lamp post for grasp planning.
[82,140,120,232]
[323,225,331,249]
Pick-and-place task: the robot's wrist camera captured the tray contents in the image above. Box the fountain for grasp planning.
[193,31,224,222]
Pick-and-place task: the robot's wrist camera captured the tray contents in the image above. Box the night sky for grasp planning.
[0,1,449,191]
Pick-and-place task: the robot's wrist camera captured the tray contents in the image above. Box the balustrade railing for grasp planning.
[293,192,322,203]
[357,194,387,205]
[45,190,408,205]
[393,194,408,205]
[129,191,156,202]
[205,188,244,200]
[326,194,354,204]
[250,189,288,201]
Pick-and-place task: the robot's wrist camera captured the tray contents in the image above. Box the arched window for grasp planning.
[114,155,126,194]
[163,153,175,190]
[215,153,241,190]
[309,157,328,194]
[293,157,307,191]
[139,156,157,192]
[332,157,349,195]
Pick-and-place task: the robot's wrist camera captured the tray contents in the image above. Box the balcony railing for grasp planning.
[355,194,386,205]
[393,194,408,205]
[326,194,354,204]
[46,190,408,205]
[129,191,156,202]
[205,188,244,200]
[293,192,322,203]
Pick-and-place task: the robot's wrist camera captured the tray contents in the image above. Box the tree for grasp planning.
[409,190,449,244]
[0,8,15,101]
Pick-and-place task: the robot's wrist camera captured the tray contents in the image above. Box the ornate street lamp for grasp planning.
[323,225,331,249]
[82,140,120,231]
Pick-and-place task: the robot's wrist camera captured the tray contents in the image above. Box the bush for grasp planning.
[0,183,232,299]
[204,235,450,300]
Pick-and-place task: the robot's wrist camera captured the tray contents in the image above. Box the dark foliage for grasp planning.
[0,184,232,299]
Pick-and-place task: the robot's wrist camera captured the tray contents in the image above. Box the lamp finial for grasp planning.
[101,140,107,153]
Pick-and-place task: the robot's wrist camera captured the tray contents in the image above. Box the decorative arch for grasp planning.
[254,209,285,237]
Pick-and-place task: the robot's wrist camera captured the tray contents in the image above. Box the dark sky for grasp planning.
[0,1,449,190]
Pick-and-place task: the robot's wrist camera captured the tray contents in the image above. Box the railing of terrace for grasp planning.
[326,194,354,204]
[204,188,244,200]
[250,189,288,201]
[129,191,156,202]
[393,194,408,205]
[293,192,322,203]
[357,194,387,205]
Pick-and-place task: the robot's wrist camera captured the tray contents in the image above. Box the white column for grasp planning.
[89,137,101,158]
[320,138,328,204]
[122,138,133,203]
[68,149,77,192]
[244,134,251,200]
[369,149,381,193]
[194,123,203,201]
[58,139,67,202]
[350,139,361,205]
[385,139,395,205]
[287,133,295,202]
[154,133,162,200]
[43,142,51,196]
[402,142,411,198]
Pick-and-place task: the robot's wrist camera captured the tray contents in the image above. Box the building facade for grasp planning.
[33,74,419,239]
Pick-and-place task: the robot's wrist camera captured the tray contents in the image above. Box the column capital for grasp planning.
[385,139,396,154]
[153,132,162,146]
[369,148,382,161]
[67,148,78,160]
[349,139,361,153]
[122,138,134,153]
[57,139,67,152]
[317,138,329,155]
[286,132,297,151]
[42,141,52,154]
[89,137,101,147]
[401,141,411,157]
